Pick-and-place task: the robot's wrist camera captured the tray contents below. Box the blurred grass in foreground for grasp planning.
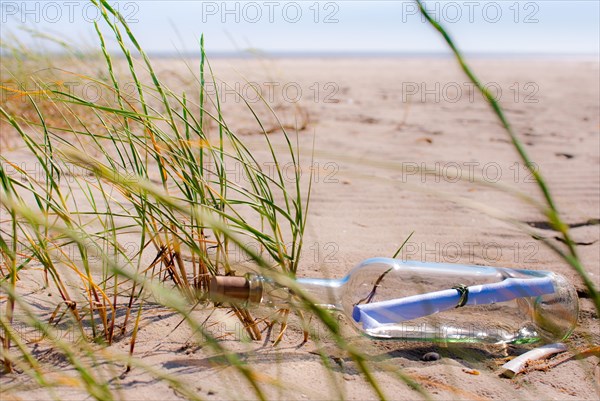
[0,1,597,400]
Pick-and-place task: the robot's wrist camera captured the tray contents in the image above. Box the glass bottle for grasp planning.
[209,257,579,344]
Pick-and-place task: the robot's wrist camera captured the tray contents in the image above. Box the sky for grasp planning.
[1,1,599,55]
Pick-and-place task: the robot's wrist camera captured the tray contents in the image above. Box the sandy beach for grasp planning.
[1,56,599,400]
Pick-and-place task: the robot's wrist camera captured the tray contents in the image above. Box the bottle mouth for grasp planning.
[209,274,263,304]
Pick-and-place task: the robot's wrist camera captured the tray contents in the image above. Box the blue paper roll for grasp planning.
[353,277,555,329]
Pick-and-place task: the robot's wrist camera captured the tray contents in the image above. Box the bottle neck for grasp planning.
[210,274,346,308]
[294,277,345,309]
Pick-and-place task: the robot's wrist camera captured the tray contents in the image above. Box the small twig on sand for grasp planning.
[520,346,600,375]
[500,344,600,378]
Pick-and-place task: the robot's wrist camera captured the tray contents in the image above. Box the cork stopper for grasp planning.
[209,275,263,304]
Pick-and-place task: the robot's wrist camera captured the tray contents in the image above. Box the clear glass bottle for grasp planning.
[209,257,579,344]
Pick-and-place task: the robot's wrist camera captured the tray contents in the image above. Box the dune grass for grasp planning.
[0,1,597,400]
[0,1,394,399]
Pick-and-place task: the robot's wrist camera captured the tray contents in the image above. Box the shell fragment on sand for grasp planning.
[501,343,568,378]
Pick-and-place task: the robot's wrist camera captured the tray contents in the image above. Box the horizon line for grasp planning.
[3,49,598,60]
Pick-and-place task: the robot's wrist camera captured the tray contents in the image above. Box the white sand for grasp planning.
[1,57,598,400]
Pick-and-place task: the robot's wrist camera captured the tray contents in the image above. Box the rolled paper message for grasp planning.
[352,277,555,330]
